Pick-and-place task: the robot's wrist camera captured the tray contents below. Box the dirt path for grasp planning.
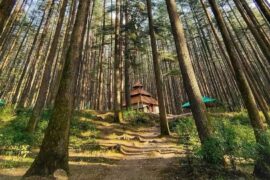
[0,113,185,180]
[68,115,185,180]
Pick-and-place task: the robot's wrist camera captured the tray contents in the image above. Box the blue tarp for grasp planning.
[0,99,6,107]
[182,96,217,108]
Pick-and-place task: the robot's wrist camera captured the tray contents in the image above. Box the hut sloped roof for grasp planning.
[133,81,143,88]
[130,88,151,97]
[130,95,158,105]
[140,96,158,105]
[123,81,159,106]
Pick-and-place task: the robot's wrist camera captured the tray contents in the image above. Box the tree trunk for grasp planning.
[254,0,270,24]
[97,0,106,111]
[0,0,16,34]
[124,0,131,109]
[233,0,270,63]
[165,0,212,142]
[12,7,47,105]
[17,0,55,108]
[208,1,269,178]
[47,0,78,107]
[26,0,69,133]
[114,0,123,123]
[146,0,170,136]
[23,0,91,177]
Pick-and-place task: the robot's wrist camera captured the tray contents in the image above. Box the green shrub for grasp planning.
[257,131,270,163]
[71,117,96,132]
[75,110,97,120]
[174,117,195,135]
[230,111,250,126]
[69,113,100,151]
[172,117,199,145]
[173,112,259,168]
[70,136,100,152]
[213,117,257,160]
[0,105,15,121]
[123,110,139,121]
[0,107,49,156]
[0,107,100,155]
[199,137,224,165]
[123,110,153,126]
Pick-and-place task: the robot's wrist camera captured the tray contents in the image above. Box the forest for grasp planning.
[0,0,269,179]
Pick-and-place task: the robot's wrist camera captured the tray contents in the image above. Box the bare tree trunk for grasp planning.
[208,1,269,178]
[124,0,131,109]
[146,0,170,135]
[12,7,47,105]
[0,0,16,34]
[23,0,91,177]
[165,0,212,142]
[97,0,106,111]
[254,0,270,24]
[26,0,69,133]
[114,0,123,123]
[233,0,270,63]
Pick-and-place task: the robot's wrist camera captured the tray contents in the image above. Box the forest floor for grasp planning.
[0,110,255,179]
[0,110,186,179]
[68,112,186,180]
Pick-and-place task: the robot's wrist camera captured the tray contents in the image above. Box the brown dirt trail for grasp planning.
[0,112,185,179]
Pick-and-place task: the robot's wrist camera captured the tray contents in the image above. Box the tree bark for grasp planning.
[124,0,131,109]
[114,0,123,123]
[23,0,91,177]
[254,0,270,24]
[26,0,69,133]
[233,0,270,63]
[0,0,16,34]
[165,0,212,142]
[146,0,170,135]
[12,6,47,105]
[208,1,269,178]
[97,0,106,111]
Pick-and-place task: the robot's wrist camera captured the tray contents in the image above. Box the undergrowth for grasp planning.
[123,110,157,126]
[170,111,270,176]
[0,106,99,168]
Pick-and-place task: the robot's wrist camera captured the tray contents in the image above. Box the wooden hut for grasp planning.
[123,81,159,113]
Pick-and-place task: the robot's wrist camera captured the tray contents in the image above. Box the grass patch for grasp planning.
[0,155,33,168]
[0,107,100,168]
[69,112,100,152]
[0,107,48,157]
[123,110,156,126]
[170,111,264,173]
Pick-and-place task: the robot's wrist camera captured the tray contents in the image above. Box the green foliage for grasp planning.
[0,156,33,169]
[75,110,97,120]
[70,135,100,152]
[172,112,260,167]
[71,115,97,136]
[199,137,224,165]
[0,107,48,157]
[123,110,155,126]
[229,111,250,125]
[0,108,47,147]
[0,107,100,157]
[0,105,15,122]
[159,51,177,62]
[1,145,31,158]
[171,117,198,145]
[69,113,100,152]
[257,131,270,163]
[218,121,257,160]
